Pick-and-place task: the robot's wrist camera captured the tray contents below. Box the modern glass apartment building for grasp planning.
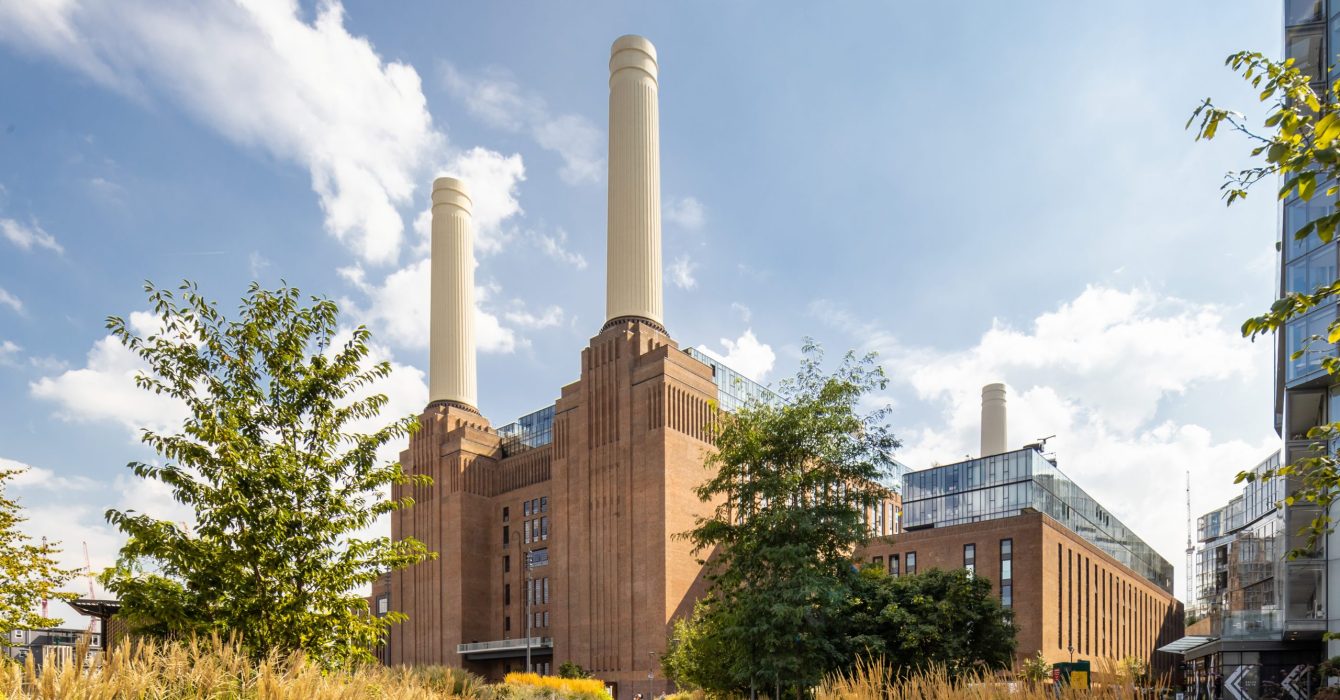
[902,446,1175,592]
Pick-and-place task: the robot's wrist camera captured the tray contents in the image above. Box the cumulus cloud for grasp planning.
[504,304,564,330]
[443,63,603,185]
[0,0,444,265]
[698,329,777,383]
[29,311,189,436]
[0,456,98,491]
[339,259,518,354]
[814,284,1273,599]
[411,147,526,257]
[665,196,705,231]
[0,339,19,365]
[670,255,698,290]
[1,218,63,254]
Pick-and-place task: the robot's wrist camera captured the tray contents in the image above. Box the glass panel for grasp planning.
[1287,27,1326,83]
[1285,306,1338,383]
[1284,195,1335,261]
[1288,0,1324,24]
[1286,246,1338,295]
[1285,562,1325,620]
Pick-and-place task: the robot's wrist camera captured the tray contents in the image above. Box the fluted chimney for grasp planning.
[429,177,478,412]
[981,383,1007,457]
[605,35,664,330]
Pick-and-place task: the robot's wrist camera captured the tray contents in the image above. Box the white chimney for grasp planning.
[605,35,664,330]
[981,383,1007,457]
[429,177,478,411]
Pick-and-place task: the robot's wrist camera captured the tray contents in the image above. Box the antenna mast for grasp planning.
[1185,471,1194,614]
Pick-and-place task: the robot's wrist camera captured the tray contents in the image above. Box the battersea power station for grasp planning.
[380,35,1181,692]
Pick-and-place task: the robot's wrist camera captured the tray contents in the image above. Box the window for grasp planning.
[528,579,535,605]
[530,548,550,567]
[964,544,976,576]
[524,521,531,544]
[504,555,510,573]
[1287,26,1326,84]
[505,616,511,632]
[872,555,884,570]
[503,525,509,546]
[377,596,389,616]
[505,583,511,606]
[1286,307,1338,382]
[544,611,550,627]
[544,577,551,604]
[541,516,549,541]
[1287,246,1337,296]
[503,506,510,523]
[531,498,539,515]
[1000,539,1013,608]
[541,496,549,513]
[1284,193,1336,261]
[890,554,900,577]
[524,500,532,517]
[1288,0,1324,24]
[906,552,917,575]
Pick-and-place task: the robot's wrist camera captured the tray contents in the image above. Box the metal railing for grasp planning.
[457,637,552,654]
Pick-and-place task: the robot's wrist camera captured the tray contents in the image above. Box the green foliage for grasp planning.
[0,467,78,638]
[557,661,593,679]
[678,342,900,695]
[1190,52,1340,552]
[845,567,1017,677]
[1018,651,1050,684]
[98,281,433,667]
[661,601,742,694]
[1118,656,1148,685]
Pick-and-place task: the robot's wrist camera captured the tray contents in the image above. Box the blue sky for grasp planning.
[0,0,1286,615]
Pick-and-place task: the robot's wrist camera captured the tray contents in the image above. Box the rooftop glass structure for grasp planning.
[902,447,1174,592]
[684,347,775,413]
[498,405,554,457]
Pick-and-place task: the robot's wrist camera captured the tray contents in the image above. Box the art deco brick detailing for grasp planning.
[605,35,663,329]
[980,382,1007,457]
[429,177,478,411]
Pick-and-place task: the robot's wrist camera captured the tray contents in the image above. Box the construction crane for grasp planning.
[82,542,98,642]
[40,537,49,620]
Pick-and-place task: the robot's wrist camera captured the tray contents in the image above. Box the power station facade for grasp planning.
[385,35,1178,691]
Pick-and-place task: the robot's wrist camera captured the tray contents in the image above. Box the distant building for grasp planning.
[3,626,101,668]
[861,386,1183,679]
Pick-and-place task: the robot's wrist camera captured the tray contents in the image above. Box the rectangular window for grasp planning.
[503,525,509,546]
[544,611,550,627]
[872,555,884,570]
[524,520,531,544]
[964,543,976,576]
[1067,549,1073,652]
[504,555,510,573]
[524,500,531,517]
[1057,543,1063,647]
[527,579,535,606]
[1000,538,1013,608]
[377,596,388,616]
[544,577,550,604]
[505,583,511,606]
[1286,307,1338,383]
[1286,246,1337,296]
[531,548,550,567]
[505,616,511,632]
[906,552,917,575]
[541,516,549,541]
[890,554,900,577]
[531,498,539,515]
[503,506,510,523]
[541,496,549,513]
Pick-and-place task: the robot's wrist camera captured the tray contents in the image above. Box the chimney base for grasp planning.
[600,315,667,335]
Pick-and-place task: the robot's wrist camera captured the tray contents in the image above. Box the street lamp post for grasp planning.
[524,549,534,674]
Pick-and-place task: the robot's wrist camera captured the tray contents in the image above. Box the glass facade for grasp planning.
[498,405,555,457]
[685,347,775,413]
[902,447,1174,592]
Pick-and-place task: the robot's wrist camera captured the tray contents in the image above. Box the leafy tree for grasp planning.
[846,567,1017,677]
[0,466,78,639]
[99,281,432,666]
[1189,53,1340,550]
[661,600,742,693]
[1118,656,1148,686]
[681,342,899,696]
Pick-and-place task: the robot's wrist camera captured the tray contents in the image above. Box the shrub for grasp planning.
[503,671,611,700]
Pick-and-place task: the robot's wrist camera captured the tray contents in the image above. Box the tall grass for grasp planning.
[817,658,1158,700]
[0,635,483,699]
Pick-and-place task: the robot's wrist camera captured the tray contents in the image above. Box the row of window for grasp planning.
[1058,543,1171,659]
[502,497,550,523]
[503,614,552,632]
[868,539,1013,608]
[527,577,551,606]
[523,517,550,544]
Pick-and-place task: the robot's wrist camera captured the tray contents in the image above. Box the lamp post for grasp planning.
[647,651,658,700]
[524,548,534,674]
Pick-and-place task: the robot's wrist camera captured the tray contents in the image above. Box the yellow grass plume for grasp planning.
[504,671,611,698]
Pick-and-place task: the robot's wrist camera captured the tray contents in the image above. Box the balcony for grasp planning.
[457,637,554,661]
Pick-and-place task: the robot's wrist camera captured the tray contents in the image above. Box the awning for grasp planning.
[1157,636,1217,655]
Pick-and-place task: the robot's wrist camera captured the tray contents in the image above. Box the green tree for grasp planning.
[0,466,78,639]
[1018,650,1050,685]
[558,661,593,679]
[99,281,432,666]
[661,600,742,693]
[681,342,899,696]
[846,567,1017,677]
[1189,52,1340,550]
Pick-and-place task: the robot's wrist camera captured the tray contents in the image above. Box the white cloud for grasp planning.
[698,329,777,382]
[0,287,24,314]
[1,218,63,254]
[0,457,98,491]
[0,0,444,265]
[29,311,189,437]
[443,63,603,185]
[248,251,271,279]
[339,259,519,354]
[532,228,587,270]
[665,196,705,231]
[504,305,564,330]
[412,147,526,258]
[815,285,1273,600]
[670,255,698,290]
[0,339,19,365]
[731,302,752,324]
